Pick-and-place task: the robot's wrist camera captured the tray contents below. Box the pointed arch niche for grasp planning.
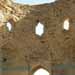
[63,19,70,31]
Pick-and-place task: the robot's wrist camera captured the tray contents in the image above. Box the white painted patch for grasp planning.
[63,19,70,30]
[6,22,12,31]
[33,68,50,75]
[35,22,44,36]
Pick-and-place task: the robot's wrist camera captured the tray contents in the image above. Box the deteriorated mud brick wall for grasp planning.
[0,0,75,75]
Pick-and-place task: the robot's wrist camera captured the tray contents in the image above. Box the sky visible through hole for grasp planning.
[33,68,50,75]
[14,0,56,5]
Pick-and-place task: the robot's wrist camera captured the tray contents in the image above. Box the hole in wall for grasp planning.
[2,58,7,62]
[63,19,70,31]
[35,22,44,37]
[33,68,50,75]
[6,21,12,31]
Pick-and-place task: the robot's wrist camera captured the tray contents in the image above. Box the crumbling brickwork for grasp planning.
[0,0,75,75]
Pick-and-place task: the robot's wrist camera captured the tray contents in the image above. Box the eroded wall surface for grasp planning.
[0,0,75,75]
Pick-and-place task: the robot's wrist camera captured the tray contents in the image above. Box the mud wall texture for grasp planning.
[0,0,75,75]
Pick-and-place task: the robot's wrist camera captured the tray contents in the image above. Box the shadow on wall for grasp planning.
[35,22,44,37]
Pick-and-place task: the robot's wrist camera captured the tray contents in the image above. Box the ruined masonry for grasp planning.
[0,0,75,75]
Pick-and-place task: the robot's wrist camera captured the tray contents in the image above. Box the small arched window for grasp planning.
[63,19,70,31]
[33,68,50,75]
[6,21,12,31]
[35,22,44,36]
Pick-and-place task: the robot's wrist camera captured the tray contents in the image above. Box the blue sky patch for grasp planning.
[14,0,56,5]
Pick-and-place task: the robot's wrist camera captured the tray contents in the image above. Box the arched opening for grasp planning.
[35,22,44,36]
[33,68,50,75]
[6,21,12,31]
[5,18,15,32]
[63,19,70,31]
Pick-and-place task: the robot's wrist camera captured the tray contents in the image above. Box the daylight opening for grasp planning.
[14,0,56,5]
[33,68,50,75]
[35,22,44,36]
[6,22,12,31]
[63,19,70,31]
